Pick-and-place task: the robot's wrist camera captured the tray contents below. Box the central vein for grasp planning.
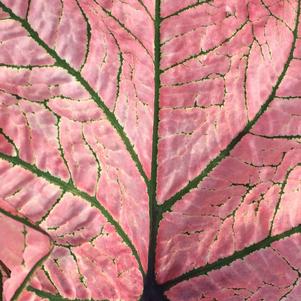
[141,0,164,299]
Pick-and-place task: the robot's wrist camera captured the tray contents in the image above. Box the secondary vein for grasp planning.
[0,1,149,187]
[161,222,301,290]
[160,0,301,214]
[0,152,145,277]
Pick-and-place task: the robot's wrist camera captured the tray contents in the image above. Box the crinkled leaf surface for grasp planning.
[0,0,301,300]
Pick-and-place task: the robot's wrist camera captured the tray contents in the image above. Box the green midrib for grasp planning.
[140,0,165,299]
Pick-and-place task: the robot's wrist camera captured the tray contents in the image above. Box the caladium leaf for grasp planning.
[0,0,301,300]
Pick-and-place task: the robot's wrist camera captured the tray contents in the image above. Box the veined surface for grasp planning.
[0,0,301,300]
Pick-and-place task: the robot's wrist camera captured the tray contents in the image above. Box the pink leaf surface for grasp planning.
[0,209,51,301]
[0,0,301,300]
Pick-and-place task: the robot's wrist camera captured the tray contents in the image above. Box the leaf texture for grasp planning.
[0,0,301,300]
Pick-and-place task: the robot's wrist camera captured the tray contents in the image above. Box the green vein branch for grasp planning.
[160,0,301,213]
[0,208,54,301]
[27,286,105,301]
[161,222,301,290]
[0,1,149,187]
[0,152,144,277]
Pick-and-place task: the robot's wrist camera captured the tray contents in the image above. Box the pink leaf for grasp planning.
[0,0,301,300]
